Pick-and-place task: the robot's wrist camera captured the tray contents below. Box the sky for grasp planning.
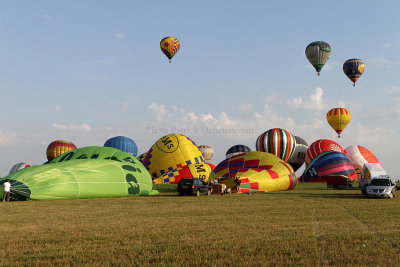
[0,1,399,178]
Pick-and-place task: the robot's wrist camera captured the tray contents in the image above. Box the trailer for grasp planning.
[326,175,352,189]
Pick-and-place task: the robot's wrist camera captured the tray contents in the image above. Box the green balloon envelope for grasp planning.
[47,146,138,164]
[1,146,158,200]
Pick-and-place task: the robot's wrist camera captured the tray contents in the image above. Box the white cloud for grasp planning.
[369,58,400,68]
[287,87,325,110]
[149,103,166,121]
[0,131,17,146]
[238,104,253,112]
[41,14,51,19]
[122,102,129,110]
[380,43,392,48]
[55,106,61,112]
[52,123,92,131]
[114,33,126,39]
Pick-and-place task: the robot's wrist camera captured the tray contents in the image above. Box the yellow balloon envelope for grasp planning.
[142,134,204,179]
[153,163,213,184]
[326,108,351,138]
[209,151,297,194]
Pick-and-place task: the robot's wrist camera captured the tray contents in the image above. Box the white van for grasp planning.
[360,163,389,195]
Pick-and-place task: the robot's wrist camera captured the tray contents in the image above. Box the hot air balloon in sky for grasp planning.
[305,139,345,165]
[198,145,214,163]
[345,145,379,181]
[46,140,77,161]
[104,136,138,156]
[343,59,365,86]
[142,134,204,179]
[226,144,252,159]
[255,128,296,162]
[305,41,331,75]
[326,108,351,138]
[209,151,297,194]
[287,136,308,172]
[160,37,180,63]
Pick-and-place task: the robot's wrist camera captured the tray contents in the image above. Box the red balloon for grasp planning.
[305,139,344,165]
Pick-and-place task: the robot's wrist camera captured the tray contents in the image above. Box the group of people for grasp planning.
[2,179,11,202]
[211,177,242,194]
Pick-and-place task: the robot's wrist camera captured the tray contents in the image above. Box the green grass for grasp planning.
[0,183,399,266]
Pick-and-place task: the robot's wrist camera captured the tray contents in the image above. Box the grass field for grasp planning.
[0,183,399,266]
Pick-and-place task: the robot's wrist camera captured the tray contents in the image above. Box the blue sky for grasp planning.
[0,1,399,178]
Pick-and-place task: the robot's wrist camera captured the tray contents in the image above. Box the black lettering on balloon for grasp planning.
[76,154,88,159]
[90,154,100,159]
[58,152,74,162]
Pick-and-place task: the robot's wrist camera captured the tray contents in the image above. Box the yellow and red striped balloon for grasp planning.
[326,108,351,138]
[46,140,77,161]
[160,37,180,63]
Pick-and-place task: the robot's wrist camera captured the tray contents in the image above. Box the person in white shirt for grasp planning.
[3,179,11,202]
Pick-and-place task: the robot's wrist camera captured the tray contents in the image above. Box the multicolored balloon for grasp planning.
[326,108,351,138]
[104,136,138,156]
[142,134,204,179]
[305,41,331,75]
[345,145,379,181]
[153,163,213,184]
[46,140,77,161]
[160,37,180,63]
[226,144,252,159]
[198,145,214,163]
[255,128,296,162]
[305,139,345,165]
[301,151,357,183]
[209,151,297,194]
[287,136,308,172]
[137,151,148,163]
[343,58,365,86]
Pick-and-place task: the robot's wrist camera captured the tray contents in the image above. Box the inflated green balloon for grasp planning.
[1,157,158,200]
[47,146,137,164]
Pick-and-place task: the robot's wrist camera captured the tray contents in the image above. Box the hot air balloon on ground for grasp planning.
[287,136,308,172]
[142,134,204,179]
[305,41,331,75]
[160,37,180,63]
[326,108,351,138]
[104,136,138,156]
[345,145,379,181]
[1,146,158,200]
[209,151,297,194]
[137,151,148,163]
[305,139,345,165]
[9,163,31,174]
[46,140,77,161]
[153,162,213,184]
[198,145,213,163]
[226,144,252,159]
[343,59,365,86]
[301,151,357,183]
[255,128,296,162]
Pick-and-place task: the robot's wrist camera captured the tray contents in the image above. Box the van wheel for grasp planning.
[196,190,200,197]
[179,191,184,196]
[392,191,396,198]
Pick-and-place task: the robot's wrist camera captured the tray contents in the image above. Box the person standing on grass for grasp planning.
[3,179,11,202]
[236,177,241,193]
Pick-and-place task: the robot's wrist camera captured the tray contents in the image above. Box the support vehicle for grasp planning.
[177,178,211,196]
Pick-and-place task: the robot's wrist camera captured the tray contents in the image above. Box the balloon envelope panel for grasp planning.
[48,146,138,164]
[198,145,214,163]
[153,163,213,184]
[302,151,357,183]
[210,151,297,193]
[226,144,251,159]
[305,41,331,73]
[345,145,379,181]
[305,139,344,165]
[104,136,138,156]
[255,128,296,162]
[142,134,205,179]
[1,159,157,200]
[287,136,308,172]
